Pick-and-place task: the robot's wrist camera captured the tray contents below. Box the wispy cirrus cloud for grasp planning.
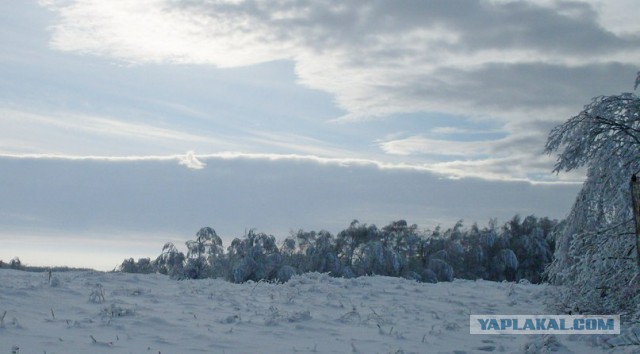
[379,118,581,182]
[0,150,582,184]
[381,136,490,157]
[0,108,348,161]
[0,108,216,144]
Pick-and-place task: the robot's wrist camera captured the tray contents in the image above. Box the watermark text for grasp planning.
[470,315,620,334]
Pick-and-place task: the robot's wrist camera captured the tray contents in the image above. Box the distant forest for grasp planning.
[118,215,558,284]
[0,257,92,273]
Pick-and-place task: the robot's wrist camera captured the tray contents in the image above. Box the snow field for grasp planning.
[0,270,611,353]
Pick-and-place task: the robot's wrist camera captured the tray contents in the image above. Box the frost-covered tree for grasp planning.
[186,227,223,261]
[336,220,379,276]
[461,224,487,279]
[352,240,403,277]
[154,242,186,279]
[185,227,223,279]
[137,216,555,284]
[135,258,154,274]
[9,257,22,270]
[298,230,342,275]
[545,75,640,320]
[227,230,283,283]
[490,249,518,282]
[118,258,136,273]
[118,257,154,274]
[503,215,554,283]
[279,237,306,272]
[383,220,422,266]
[427,258,453,282]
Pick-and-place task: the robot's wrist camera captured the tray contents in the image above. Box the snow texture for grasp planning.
[0,269,621,353]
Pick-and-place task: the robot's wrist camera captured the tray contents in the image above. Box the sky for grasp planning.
[1,0,638,270]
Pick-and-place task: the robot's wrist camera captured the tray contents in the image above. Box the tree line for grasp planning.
[119,215,557,284]
[0,257,92,272]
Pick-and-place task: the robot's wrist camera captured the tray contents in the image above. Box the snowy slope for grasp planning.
[0,270,613,353]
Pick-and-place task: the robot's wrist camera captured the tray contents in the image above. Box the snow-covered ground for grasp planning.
[0,269,615,353]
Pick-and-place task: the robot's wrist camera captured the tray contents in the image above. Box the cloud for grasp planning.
[429,126,501,135]
[429,154,585,183]
[41,0,640,123]
[27,0,640,183]
[378,119,587,182]
[0,108,345,160]
[0,152,178,163]
[0,150,584,184]
[178,151,206,170]
[0,108,219,145]
[381,136,491,157]
[0,155,580,242]
[245,130,354,157]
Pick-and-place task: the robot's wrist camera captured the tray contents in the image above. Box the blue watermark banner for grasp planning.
[470,315,620,334]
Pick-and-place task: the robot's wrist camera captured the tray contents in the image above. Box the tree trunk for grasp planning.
[630,174,640,268]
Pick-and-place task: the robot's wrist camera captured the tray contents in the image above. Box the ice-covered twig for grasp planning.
[90,335,114,347]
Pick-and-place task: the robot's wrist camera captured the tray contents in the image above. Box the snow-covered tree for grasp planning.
[383,220,422,270]
[9,257,22,270]
[154,242,186,279]
[490,249,518,282]
[544,76,640,320]
[185,227,223,279]
[505,215,554,283]
[118,257,154,274]
[352,241,399,276]
[427,258,453,282]
[186,227,223,261]
[227,230,283,283]
[336,220,379,269]
[137,217,556,284]
[299,230,342,275]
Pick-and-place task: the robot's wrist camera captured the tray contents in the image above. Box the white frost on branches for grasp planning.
[544,80,640,322]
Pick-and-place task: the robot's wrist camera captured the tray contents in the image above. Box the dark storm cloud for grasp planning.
[176,0,637,55]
